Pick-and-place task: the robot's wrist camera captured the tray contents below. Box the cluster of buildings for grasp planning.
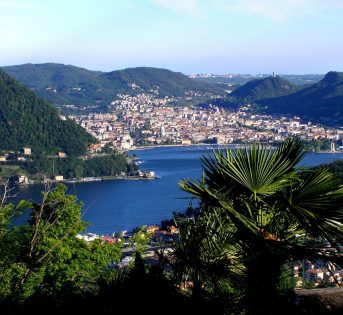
[76,226,343,286]
[72,113,134,151]
[294,255,343,287]
[237,105,343,144]
[76,224,179,268]
[71,94,343,150]
[188,73,266,79]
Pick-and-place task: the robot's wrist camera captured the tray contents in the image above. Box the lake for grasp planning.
[11,145,343,235]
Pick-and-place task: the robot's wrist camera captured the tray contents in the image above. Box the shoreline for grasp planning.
[130,143,250,151]
[6,146,343,187]
[130,143,343,154]
[14,174,160,187]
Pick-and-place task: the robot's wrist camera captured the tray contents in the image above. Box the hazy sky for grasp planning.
[1,0,342,74]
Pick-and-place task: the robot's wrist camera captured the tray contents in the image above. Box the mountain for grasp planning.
[0,69,95,156]
[229,76,298,103]
[210,75,298,110]
[258,71,343,125]
[2,63,109,109]
[2,63,223,111]
[103,67,221,96]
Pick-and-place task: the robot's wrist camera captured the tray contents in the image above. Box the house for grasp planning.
[306,269,325,282]
[76,233,99,242]
[146,225,160,234]
[0,156,6,162]
[181,138,192,145]
[168,225,178,234]
[88,143,102,152]
[305,268,343,285]
[327,270,343,284]
[142,171,156,178]
[57,152,67,158]
[16,175,29,185]
[101,236,121,244]
[54,175,64,182]
[23,147,31,155]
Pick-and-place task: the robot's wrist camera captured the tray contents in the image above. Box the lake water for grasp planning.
[11,146,343,235]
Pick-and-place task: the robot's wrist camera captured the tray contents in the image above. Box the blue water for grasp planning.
[11,146,343,235]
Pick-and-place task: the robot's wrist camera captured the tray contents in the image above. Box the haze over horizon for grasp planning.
[1,0,342,74]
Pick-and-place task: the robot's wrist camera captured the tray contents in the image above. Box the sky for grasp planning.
[0,0,342,74]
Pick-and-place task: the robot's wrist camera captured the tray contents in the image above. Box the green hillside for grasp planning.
[2,63,109,108]
[229,75,298,103]
[0,69,95,156]
[210,75,298,110]
[103,67,222,96]
[3,63,223,110]
[258,71,343,125]
[194,74,323,86]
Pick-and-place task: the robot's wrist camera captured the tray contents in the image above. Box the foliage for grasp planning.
[100,143,116,154]
[257,71,343,125]
[322,159,343,182]
[171,211,243,313]
[3,64,223,110]
[228,75,298,104]
[302,138,333,152]
[80,256,192,315]
[0,69,96,155]
[212,71,343,126]
[211,75,298,111]
[195,74,323,86]
[0,185,122,306]
[81,154,136,177]
[178,139,343,314]
[4,153,137,179]
[129,227,152,258]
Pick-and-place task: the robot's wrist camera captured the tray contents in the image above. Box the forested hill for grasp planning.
[2,63,223,109]
[257,71,343,125]
[229,76,298,102]
[210,71,343,126]
[210,75,298,110]
[103,67,222,96]
[0,69,96,156]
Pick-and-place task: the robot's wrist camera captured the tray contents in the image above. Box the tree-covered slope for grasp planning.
[229,75,298,103]
[3,63,223,109]
[102,67,222,96]
[2,63,108,107]
[258,72,343,125]
[0,69,95,155]
[2,63,103,90]
[209,75,298,110]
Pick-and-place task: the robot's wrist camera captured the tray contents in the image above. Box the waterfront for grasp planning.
[12,146,343,234]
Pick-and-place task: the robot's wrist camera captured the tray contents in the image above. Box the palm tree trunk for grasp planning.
[244,246,286,315]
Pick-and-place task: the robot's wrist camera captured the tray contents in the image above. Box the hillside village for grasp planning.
[71,92,343,151]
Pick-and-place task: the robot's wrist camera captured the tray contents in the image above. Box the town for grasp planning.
[71,92,343,152]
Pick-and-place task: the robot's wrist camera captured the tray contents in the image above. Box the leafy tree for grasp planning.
[322,159,343,182]
[0,185,122,306]
[130,226,152,259]
[178,139,343,314]
[100,143,115,154]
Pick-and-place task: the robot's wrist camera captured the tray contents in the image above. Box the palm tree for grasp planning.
[178,139,343,314]
[171,210,244,314]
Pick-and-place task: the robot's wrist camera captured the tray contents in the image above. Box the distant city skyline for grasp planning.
[1,0,342,74]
